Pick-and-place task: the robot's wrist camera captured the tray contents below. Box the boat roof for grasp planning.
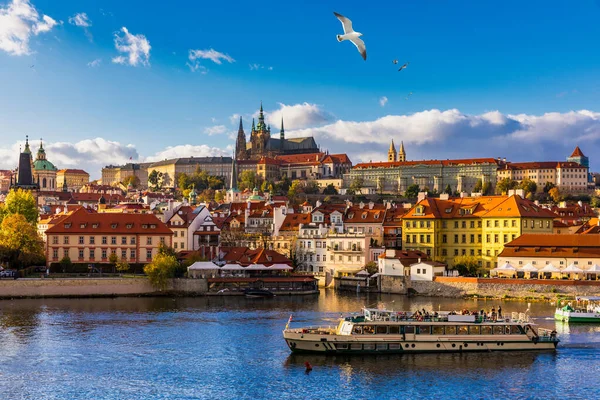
[576,296,600,301]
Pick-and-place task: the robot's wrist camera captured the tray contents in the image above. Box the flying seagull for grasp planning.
[393,60,398,64]
[30,64,35,68]
[405,92,413,100]
[398,62,409,72]
[333,12,366,60]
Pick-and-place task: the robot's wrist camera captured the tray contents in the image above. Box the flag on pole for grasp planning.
[285,314,292,330]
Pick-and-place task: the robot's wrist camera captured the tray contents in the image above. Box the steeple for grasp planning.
[388,139,397,162]
[37,138,46,160]
[398,141,406,162]
[62,175,68,192]
[251,118,255,132]
[280,117,285,150]
[235,116,246,160]
[256,101,266,131]
[23,135,31,159]
[229,156,238,191]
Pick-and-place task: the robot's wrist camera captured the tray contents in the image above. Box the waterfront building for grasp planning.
[343,201,386,247]
[235,104,319,160]
[57,169,90,192]
[44,207,173,267]
[325,231,369,276]
[383,204,410,249]
[345,156,502,194]
[402,192,556,269]
[165,205,202,252]
[0,170,12,192]
[32,140,58,191]
[498,234,600,274]
[377,248,430,277]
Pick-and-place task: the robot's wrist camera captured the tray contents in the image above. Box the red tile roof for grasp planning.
[500,234,600,258]
[354,158,501,169]
[57,169,89,175]
[570,146,585,157]
[280,213,311,231]
[45,207,172,235]
[221,247,292,266]
[500,161,585,170]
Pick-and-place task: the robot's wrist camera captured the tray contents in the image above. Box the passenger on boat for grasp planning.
[498,306,503,319]
[491,307,497,322]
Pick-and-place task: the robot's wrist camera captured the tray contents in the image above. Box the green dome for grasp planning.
[33,159,57,171]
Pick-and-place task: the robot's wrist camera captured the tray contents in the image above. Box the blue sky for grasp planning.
[2,0,600,178]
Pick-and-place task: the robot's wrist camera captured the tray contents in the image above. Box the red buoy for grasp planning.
[304,361,313,372]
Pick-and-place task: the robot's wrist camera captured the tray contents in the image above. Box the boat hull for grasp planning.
[555,309,600,323]
[283,332,557,354]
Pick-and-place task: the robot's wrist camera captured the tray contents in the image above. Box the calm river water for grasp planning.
[1,291,599,399]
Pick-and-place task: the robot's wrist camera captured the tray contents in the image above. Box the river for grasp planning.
[0,291,599,399]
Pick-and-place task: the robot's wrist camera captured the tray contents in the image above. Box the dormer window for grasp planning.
[80,223,86,228]
[126,224,133,229]
[111,223,117,229]
[150,224,156,229]
[361,213,367,219]
[64,223,72,229]
[92,223,99,228]
[142,224,148,229]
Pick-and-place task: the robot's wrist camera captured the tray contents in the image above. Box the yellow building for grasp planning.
[57,169,90,192]
[403,193,555,270]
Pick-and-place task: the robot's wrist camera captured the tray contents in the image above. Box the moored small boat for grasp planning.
[283,308,559,354]
[244,288,275,298]
[555,296,600,323]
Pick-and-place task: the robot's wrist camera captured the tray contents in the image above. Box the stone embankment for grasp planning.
[0,278,208,299]
[409,277,600,300]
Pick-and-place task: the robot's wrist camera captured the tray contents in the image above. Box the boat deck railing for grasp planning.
[537,328,559,342]
[286,326,336,335]
[357,311,530,324]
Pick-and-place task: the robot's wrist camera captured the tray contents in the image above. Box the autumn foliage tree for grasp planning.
[0,213,44,268]
[0,189,38,225]
[143,253,179,290]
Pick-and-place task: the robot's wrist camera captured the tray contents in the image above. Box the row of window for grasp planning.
[352,324,525,335]
[51,248,154,261]
[406,219,551,230]
[52,236,166,246]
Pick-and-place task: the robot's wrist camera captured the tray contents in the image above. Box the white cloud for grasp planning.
[87,58,101,67]
[189,48,234,65]
[261,102,334,130]
[249,63,273,71]
[379,96,388,107]
[229,113,241,125]
[186,61,207,74]
[68,12,91,27]
[112,27,151,67]
[0,0,59,56]
[203,125,227,136]
[145,144,230,162]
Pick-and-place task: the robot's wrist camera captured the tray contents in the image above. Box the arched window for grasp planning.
[42,177,47,188]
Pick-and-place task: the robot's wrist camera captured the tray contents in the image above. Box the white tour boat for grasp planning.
[555,296,600,323]
[283,308,559,354]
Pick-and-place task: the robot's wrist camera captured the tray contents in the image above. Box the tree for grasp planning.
[590,196,600,208]
[482,182,492,196]
[144,253,179,290]
[157,242,177,258]
[473,179,483,193]
[59,255,72,273]
[219,227,248,248]
[443,184,452,195]
[122,175,141,189]
[323,184,338,195]
[197,189,216,203]
[116,257,130,274]
[303,180,320,195]
[0,189,38,225]
[453,255,480,277]
[349,177,364,195]
[543,182,556,193]
[404,184,420,199]
[549,187,563,203]
[0,213,44,268]
[287,180,305,203]
[109,252,119,273]
[364,261,378,275]
[214,190,225,203]
[239,170,258,191]
[148,170,163,189]
[177,172,191,191]
[495,178,518,195]
[519,178,537,195]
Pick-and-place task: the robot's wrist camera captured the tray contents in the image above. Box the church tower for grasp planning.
[235,116,247,160]
[251,102,270,159]
[280,117,285,151]
[388,139,397,162]
[398,141,406,162]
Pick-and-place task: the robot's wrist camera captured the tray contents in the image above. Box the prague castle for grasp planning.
[235,103,319,160]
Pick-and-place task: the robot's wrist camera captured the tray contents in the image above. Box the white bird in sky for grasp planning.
[398,62,409,72]
[333,12,367,61]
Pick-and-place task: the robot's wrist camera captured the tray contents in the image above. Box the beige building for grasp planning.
[147,157,233,188]
[32,140,58,191]
[101,163,150,188]
[57,169,90,192]
[497,161,588,192]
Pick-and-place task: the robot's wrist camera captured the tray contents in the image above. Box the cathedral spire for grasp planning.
[280,117,285,150]
[23,135,31,155]
[398,141,406,162]
[251,118,255,131]
[235,116,246,160]
[388,139,397,162]
[256,101,266,131]
[230,155,238,191]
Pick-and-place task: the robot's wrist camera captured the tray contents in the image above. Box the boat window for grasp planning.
[511,325,524,335]
[493,326,504,335]
[481,326,493,335]
[418,326,431,335]
[376,343,387,350]
[376,326,388,334]
[469,326,480,335]
[353,326,363,335]
[389,326,400,334]
[432,326,444,335]
[445,326,457,335]
[335,343,349,350]
[457,326,469,335]
[363,343,375,350]
[363,325,375,334]
[405,326,415,334]
[350,343,362,350]
[389,343,401,350]
[504,325,512,334]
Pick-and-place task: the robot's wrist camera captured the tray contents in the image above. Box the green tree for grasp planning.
[473,179,483,193]
[519,178,537,195]
[0,189,38,225]
[59,255,72,273]
[177,172,191,190]
[197,189,216,203]
[404,184,420,199]
[482,182,492,195]
[443,184,452,195]
[287,180,304,203]
[144,253,179,290]
[122,175,141,189]
[157,242,177,258]
[323,184,338,195]
[303,180,320,195]
[214,190,225,203]
[453,255,480,277]
[239,170,258,190]
[108,252,119,273]
[590,196,600,208]
[549,187,563,203]
[543,182,556,193]
[116,257,130,274]
[0,213,44,268]
[148,170,163,189]
[364,261,378,275]
[349,177,364,195]
[495,178,518,195]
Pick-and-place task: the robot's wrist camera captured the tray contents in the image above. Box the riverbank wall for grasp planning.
[0,278,208,299]
[408,277,600,300]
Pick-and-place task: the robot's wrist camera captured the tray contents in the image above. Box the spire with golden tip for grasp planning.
[387,139,397,162]
[398,141,406,162]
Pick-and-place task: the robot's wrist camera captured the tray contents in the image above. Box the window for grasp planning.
[461,234,466,243]
[130,237,136,245]
[122,250,127,259]
[442,234,447,244]
[406,235,410,243]
[461,221,466,229]
[78,249,84,259]
[454,234,458,243]
[52,236,58,245]
[79,236,84,245]
[503,234,508,243]
[503,220,508,227]
[478,221,482,228]
[102,236,107,245]
[523,220,527,228]
[174,242,178,249]
[454,221,459,228]
[426,235,431,243]
[121,237,127,245]
[63,236,69,244]
[90,249,95,259]
[146,237,152,245]
[470,249,475,256]
[454,249,459,256]
[174,231,178,237]
[494,220,499,227]
[160,237,165,245]
[512,220,517,227]
[181,231,185,237]
[111,237,117,245]
[470,221,475,228]
[420,235,424,243]
[442,249,447,256]
[102,249,107,259]
[486,250,491,256]
[494,234,498,243]
[470,234,475,243]
[63,248,69,258]
[462,249,466,255]
[146,249,152,260]
[90,237,95,245]
[477,234,481,243]
[486,220,491,228]
[323,255,326,262]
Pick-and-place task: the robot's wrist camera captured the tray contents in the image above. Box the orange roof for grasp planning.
[166,205,199,228]
[500,234,600,258]
[570,146,586,157]
[482,196,557,218]
[344,205,386,224]
[57,169,89,175]
[378,249,429,261]
[275,153,325,164]
[383,206,410,227]
[221,247,292,266]
[45,207,172,235]
[354,158,500,169]
[279,213,311,231]
[501,161,584,170]
[258,156,282,165]
[322,153,352,164]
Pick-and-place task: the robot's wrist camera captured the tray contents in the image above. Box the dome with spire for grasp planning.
[33,139,57,172]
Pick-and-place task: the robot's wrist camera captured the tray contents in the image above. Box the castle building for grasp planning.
[235,103,320,160]
[32,139,58,191]
[387,140,406,163]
